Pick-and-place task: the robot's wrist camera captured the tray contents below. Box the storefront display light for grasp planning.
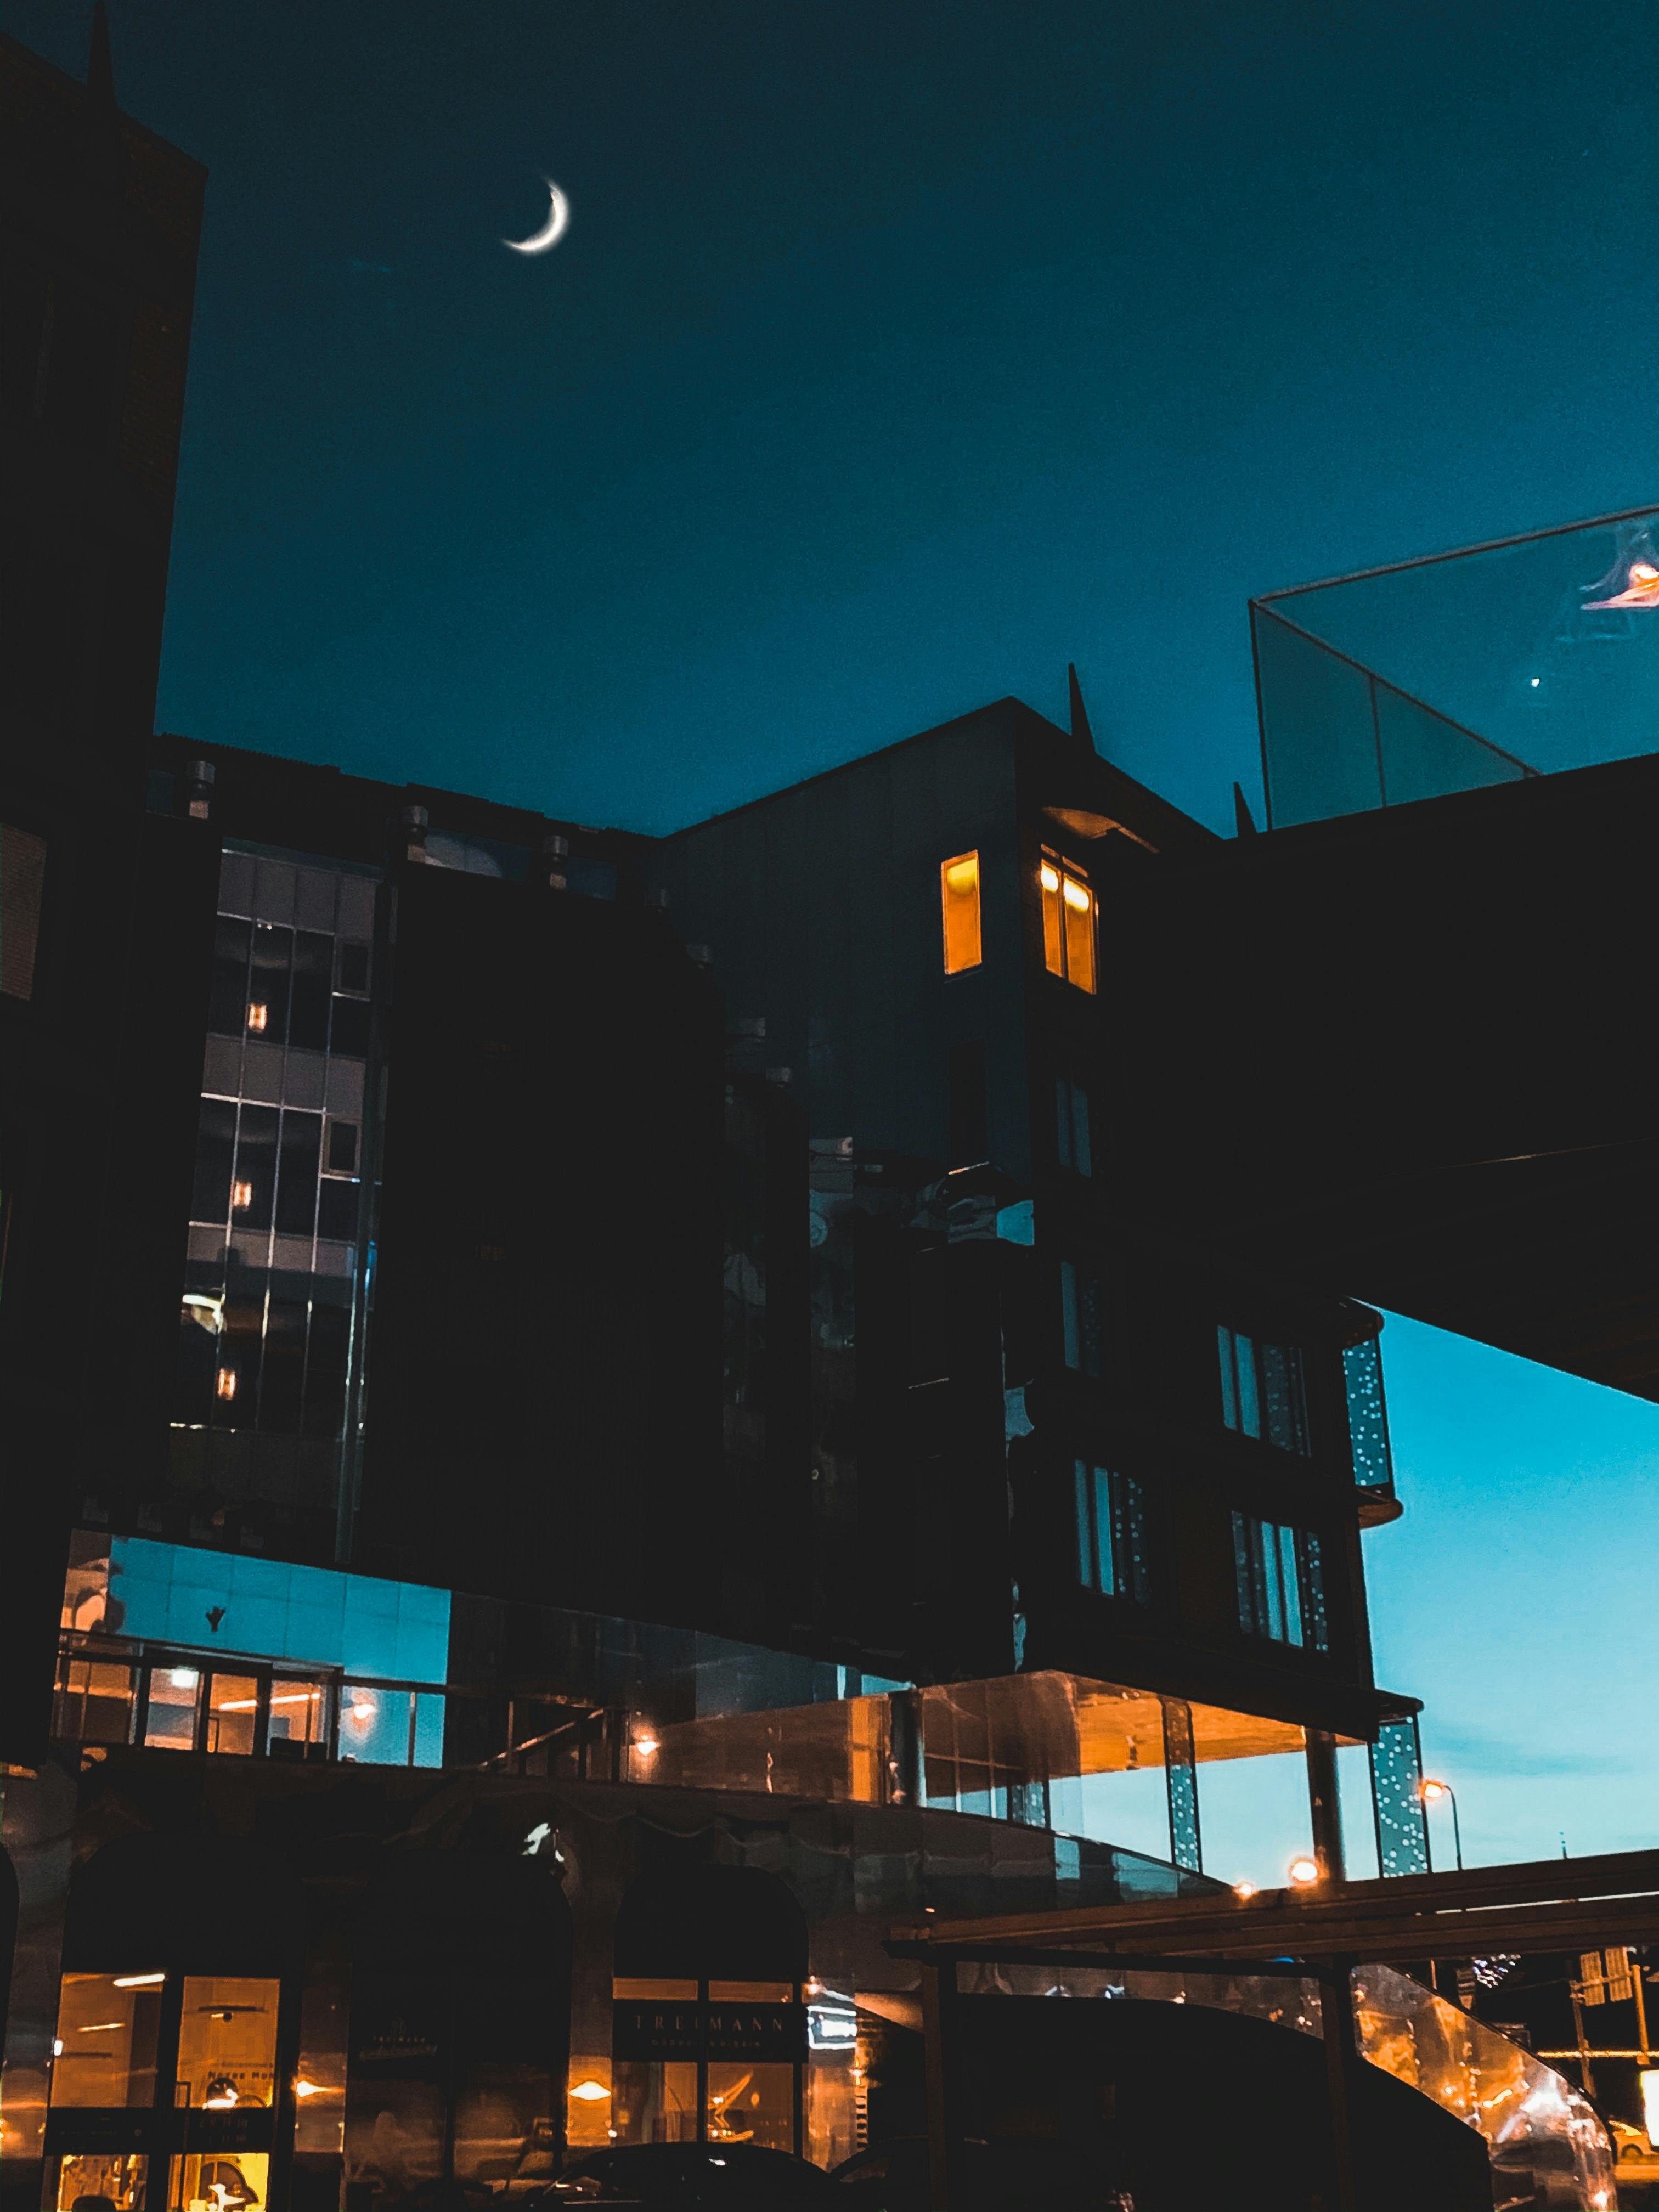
[202,2079,239,2109]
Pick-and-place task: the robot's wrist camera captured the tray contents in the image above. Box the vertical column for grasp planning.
[1306,1729,1345,1883]
[1318,1957,1361,2212]
[1161,1697,1201,1874]
[920,1956,961,2212]
[1370,1715,1430,1878]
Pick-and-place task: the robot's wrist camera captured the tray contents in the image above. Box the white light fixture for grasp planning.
[170,1668,199,1690]
[112,1973,166,1988]
[569,2080,610,2102]
[632,1733,659,1757]
[1286,1855,1321,1887]
[1234,1881,1257,1900]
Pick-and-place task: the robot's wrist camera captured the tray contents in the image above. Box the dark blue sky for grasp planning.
[16,0,1659,832]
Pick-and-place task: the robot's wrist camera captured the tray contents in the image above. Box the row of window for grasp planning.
[939,848,1099,992]
[177,1289,352,1436]
[192,1098,360,1241]
[1071,1470,1330,1657]
[209,916,372,1057]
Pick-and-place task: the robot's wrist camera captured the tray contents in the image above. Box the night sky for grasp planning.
[13,0,1659,1863]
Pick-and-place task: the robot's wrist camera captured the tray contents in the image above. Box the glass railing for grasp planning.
[1254,503,1659,829]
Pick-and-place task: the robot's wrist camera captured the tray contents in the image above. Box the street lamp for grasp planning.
[1421,1778,1464,1871]
[1286,1855,1321,1888]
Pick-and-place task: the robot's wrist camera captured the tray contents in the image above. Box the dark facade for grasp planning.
[1,19,206,1771]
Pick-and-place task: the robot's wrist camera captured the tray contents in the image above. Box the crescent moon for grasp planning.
[504,179,569,256]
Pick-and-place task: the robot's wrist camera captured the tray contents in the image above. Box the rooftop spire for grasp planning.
[81,1,122,195]
[1067,664,1097,754]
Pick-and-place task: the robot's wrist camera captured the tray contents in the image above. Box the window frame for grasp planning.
[1217,1323,1311,1456]
[1232,1510,1329,1654]
[1039,849,1097,992]
[939,850,983,975]
[1074,1460,1150,1604]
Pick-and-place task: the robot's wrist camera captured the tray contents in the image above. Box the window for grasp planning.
[1074,1461,1150,1602]
[2,819,48,1000]
[1055,1072,1092,1175]
[1232,1512,1329,1652]
[1217,1324,1310,1455]
[1039,851,1096,991]
[947,1040,988,1167]
[940,851,981,974]
[49,1973,163,2108]
[1059,1260,1103,1379]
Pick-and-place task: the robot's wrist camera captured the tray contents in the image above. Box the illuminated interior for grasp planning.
[1039,853,1096,991]
[46,2154,149,2212]
[939,851,982,975]
[168,2154,267,2212]
[49,1975,163,2109]
[174,1979,278,2111]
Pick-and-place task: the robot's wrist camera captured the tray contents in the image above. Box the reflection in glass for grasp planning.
[49,1974,163,2107]
[168,2153,268,2212]
[266,1680,327,1759]
[294,1967,348,2155]
[206,1676,260,1756]
[175,1979,279,2112]
[46,2152,149,2212]
[612,2060,697,2146]
[145,1668,202,1750]
[707,2063,793,2151]
[54,1657,138,1745]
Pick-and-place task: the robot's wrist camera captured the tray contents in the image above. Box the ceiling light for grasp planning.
[569,2080,610,2102]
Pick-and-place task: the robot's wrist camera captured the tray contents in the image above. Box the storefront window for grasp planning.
[265,1680,326,1759]
[174,1979,279,2111]
[706,2064,793,2152]
[50,1974,164,2108]
[44,2152,149,2212]
[145,1669,202,1751]
[167,2154,267,2212]
[206,1677,259,1756]
[294,1968,348,2154]
[54,1658,138,1746]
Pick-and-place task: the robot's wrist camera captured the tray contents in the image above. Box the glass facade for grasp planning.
[1217,1325,1310,1455]
[1232,1512,1329,1655]
[172,848,382,1557]
[1073,1462,1149,1604]
[1342,1334,1395,1490]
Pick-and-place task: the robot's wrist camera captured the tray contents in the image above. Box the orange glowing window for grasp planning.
[940,851,981,975]
[246,1002,268,1034]
[1039,853,1096,993]
[215,1368,237,1401]
[231,1181,253,1212]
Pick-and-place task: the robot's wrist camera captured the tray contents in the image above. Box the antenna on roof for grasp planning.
[1067,664,1098,755]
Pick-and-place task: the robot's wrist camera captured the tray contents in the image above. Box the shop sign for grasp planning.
[612,2001,806,2063]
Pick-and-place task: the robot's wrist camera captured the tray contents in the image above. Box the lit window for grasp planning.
[1217,1324,1310,1455]
[1074,1461,1149,1602]
[246,1001,269,1034]
[216,1367,238,1401]
[940,851,982,974]
[1232,1512,1328,1652]
[1039,853,1096,991]
[231,1180,253,1211]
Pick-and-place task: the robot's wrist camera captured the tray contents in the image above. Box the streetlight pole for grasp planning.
[1421,1779,1464,1872]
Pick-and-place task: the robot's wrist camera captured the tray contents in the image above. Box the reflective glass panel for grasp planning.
[49,1974,163,2107]
[265,1680,326,1758]
[174,1979,279,2111]
[145,1667,202,1750]
[206,1675,259,1757]
[706,2061,794,2152]
[46,2153,150,2212]
[167,2153,268,2212]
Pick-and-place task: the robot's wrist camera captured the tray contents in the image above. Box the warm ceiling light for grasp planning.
[246,1003,268,1033]
[231,1181,253,1211]
[216,1368,237,1401]
[112,1973,166,1988]
[1286,1855,1321,1887]
[294,2079,328,2099]
[269,1691,319,1706]
[78,2022,125,2033]
[1039,864,1060,892]
[170,1668,199,1690]
[216,1698,259,1712]
[632,1734,659,1757]
[569,2080,610,2102]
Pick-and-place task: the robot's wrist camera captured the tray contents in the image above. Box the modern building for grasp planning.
[2,20,1637,2212]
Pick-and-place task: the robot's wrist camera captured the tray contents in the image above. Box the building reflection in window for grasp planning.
[49,1976,163,2108]
[174,1979,278,2112]
[44,2152,149,2212]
